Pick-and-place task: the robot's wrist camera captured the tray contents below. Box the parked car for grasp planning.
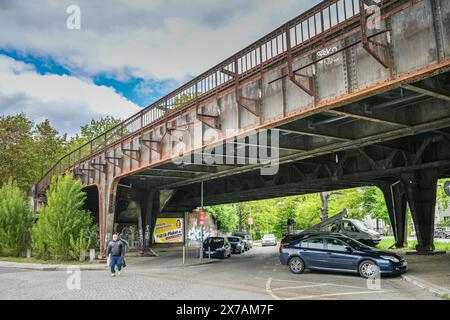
[233,232,252,251]
[203,237,231,259]
[261,234,277,247]
[445,227,450,239]
[227,237,245,254]
[279,233,408,278]
[435,228,446,238]
[329,219,382,246]
[280,233,308,251]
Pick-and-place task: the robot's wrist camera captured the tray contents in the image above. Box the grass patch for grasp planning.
[0,257,93,265]
[377,238,450,251]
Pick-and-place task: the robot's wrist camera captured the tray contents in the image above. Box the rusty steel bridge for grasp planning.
[34,0,450,253]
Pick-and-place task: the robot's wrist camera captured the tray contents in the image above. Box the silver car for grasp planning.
[261,234,277,247]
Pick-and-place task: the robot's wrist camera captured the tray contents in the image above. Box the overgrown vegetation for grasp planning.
[0,180,33,257]
[32,174,96,261]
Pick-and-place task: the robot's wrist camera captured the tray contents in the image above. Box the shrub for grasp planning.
[32,174,95,261]
[0,180,33,257]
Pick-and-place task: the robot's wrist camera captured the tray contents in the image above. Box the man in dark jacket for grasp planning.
[106,234,124,277]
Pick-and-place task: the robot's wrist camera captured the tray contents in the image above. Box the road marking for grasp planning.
[264,276,392,300]
[257,277,369,290]
[265,278,281,300]
[272,284,329,291]
[285,290,391,300]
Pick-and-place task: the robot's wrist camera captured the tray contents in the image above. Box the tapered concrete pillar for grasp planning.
[401,169,439,252]
[142,190,160,250]
[379,181,408,248]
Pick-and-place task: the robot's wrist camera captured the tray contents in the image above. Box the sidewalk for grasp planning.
[400,252,450,299]
[0,247,219,272]
[126,247,221,271]
[0,261,107,271]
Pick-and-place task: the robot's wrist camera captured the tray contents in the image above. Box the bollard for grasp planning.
[208,246,211,260]
[89,249,95,262]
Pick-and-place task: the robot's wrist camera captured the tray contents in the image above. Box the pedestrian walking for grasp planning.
[106,234,125,277]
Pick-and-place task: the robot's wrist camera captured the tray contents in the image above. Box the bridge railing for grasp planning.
[38,0,388,191]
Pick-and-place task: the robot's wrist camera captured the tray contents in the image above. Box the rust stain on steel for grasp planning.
[69,59,450,191]
[38,0,450,193]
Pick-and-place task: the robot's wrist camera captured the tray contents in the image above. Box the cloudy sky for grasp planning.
[0,0,320,135]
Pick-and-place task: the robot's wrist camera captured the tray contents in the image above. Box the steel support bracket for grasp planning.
[141,138,162,154]
[237,96,261,117]
[289,73,315,97]
[196,111,221,130]
[359,0,390,69]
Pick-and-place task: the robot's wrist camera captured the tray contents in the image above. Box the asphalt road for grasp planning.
[0,246,442,300]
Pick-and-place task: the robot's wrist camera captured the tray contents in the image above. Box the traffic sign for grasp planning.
[248,217,253,225]
[198,212,206,226]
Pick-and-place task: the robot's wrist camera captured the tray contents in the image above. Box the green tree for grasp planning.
[33,119,67,179]
[0,114,36,189]
[437,179,450,211]
[32,174,95,261]
[206,204,239,232]
[66,116,122,152]
[361,186,390,224]
[0,180,33,257]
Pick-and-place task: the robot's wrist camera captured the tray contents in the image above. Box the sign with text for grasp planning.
[153,218,184,244]
[198,212,206,226]
[248,217,254,225]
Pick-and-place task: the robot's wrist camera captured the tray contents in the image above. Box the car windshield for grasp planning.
[263,234,275,238]
[339,237,374,251]
[228,237,240,243]
[350,220,370,232]
[205,238,224,249]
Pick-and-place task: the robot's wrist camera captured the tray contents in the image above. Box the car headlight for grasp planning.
[381,255,400,263]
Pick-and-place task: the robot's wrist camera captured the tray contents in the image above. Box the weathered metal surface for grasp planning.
[33,0,450,252]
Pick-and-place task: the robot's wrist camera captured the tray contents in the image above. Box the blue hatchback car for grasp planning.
[279,233,407,278]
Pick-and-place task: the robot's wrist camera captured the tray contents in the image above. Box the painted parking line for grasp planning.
[264,277,391,300]
[257,277,368,290]
[285,290,391,300]
[272,284,329,291]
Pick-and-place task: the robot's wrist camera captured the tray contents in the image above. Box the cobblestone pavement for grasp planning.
[0,247,443,300]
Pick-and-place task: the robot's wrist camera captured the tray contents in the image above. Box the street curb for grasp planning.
[0,261,107,272]
[401,274,450,299]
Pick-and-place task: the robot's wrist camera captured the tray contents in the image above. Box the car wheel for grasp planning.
[358,260,379,279]
[288,257,305,274]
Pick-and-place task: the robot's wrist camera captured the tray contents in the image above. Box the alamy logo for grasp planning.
[66,5,81,30]
[66,267,81,290]
[367,5,381,30]
[171,128,280,176]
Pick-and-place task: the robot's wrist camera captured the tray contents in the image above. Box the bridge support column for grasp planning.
[379,181,408,248]
[142,190,160,251]
[99,180,119,257]
[401,169,439,253]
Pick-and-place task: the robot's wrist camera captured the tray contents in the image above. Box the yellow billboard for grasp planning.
[154,218,184,244]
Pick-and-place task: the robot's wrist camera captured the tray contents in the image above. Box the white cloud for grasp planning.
[0,0,320,81]
[0,55,141,135]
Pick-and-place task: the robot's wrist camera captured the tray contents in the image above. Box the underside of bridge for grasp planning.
[116,72,450,253]
[35,0,450,254]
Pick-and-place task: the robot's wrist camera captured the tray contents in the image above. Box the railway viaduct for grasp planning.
[34,0,450,253]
